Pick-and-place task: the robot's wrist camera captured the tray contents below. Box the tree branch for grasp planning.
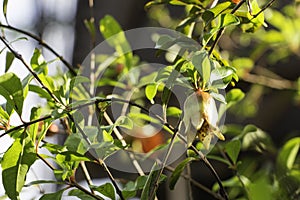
[0,24,77,76]
[0,36,61,104]
[242,73,297,90]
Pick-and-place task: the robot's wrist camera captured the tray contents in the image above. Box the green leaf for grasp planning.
[232,57,254,77]
[217,13,240,29]
[141,163,166,200]
[169,157,196,190]
[225,88,245,108]
[192,51,211,86]
[240,124,273,152]
[84,18,96,40]
[128,112,161,125]
[0,73,24,115]
[166,106,182,117]
[24,180,65,187]
[212,175,251,192]
[40,189,65,200]
[42,143,67,154]
[28,107,41,141]
[64,133,89,155]
[92,183,116,200]
[202,2,232,21]
[3,0,8,22]
[122,175,148,199]
[69,189,102,200]
[206,155,231,166]
[248,178,273,200]
[155,34,175,49]
[28,84,52,100]
[210,66,235,82]
[277,137,300,171]
[235,0,264,33]
[115,116,134,130]
[203,13,240,45]
[210,92,226,104]
[145,84,158,104]
[1,133,36,200]
[225,140,241,164]
[99,15,132,70]
[0,106,9,129]
[30,49,48,74]
[5,51,15,72]
[56,151,91,163]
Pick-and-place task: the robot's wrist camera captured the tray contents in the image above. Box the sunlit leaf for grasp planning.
[232,57,254,77]
[166,106,182,117]
[56,151,91,163]
[1,133,36,200]
[225,88,245,109]
[0,73,24,115]
[30,49,48,75]
[202,2,232,22]
[92,183,116,200]
[99,15,132,71]
[145,83,158,104]
[203,13,240,45]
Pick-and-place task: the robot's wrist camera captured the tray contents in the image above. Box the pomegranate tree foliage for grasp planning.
[0,0,300,200]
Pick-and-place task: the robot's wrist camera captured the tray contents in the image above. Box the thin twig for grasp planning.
[186,163,193,200]
[80,161,95,194]
[103,112,145,176]
[164,165,225,200]
[190,145,229,200]
[242,73,297,90]
[1,95,227,199]
[0,24,77,76]
[208,0,246,56]
[0,115,52,138]
[67,113,125,200]
[69,181,103,200]
[38,152,103,200]
[216,144,250,198]
[74,98,229,199]
[37,153,56,171]
[251,0,276,19]
[0,36,61,104]
[149,120,182,200]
